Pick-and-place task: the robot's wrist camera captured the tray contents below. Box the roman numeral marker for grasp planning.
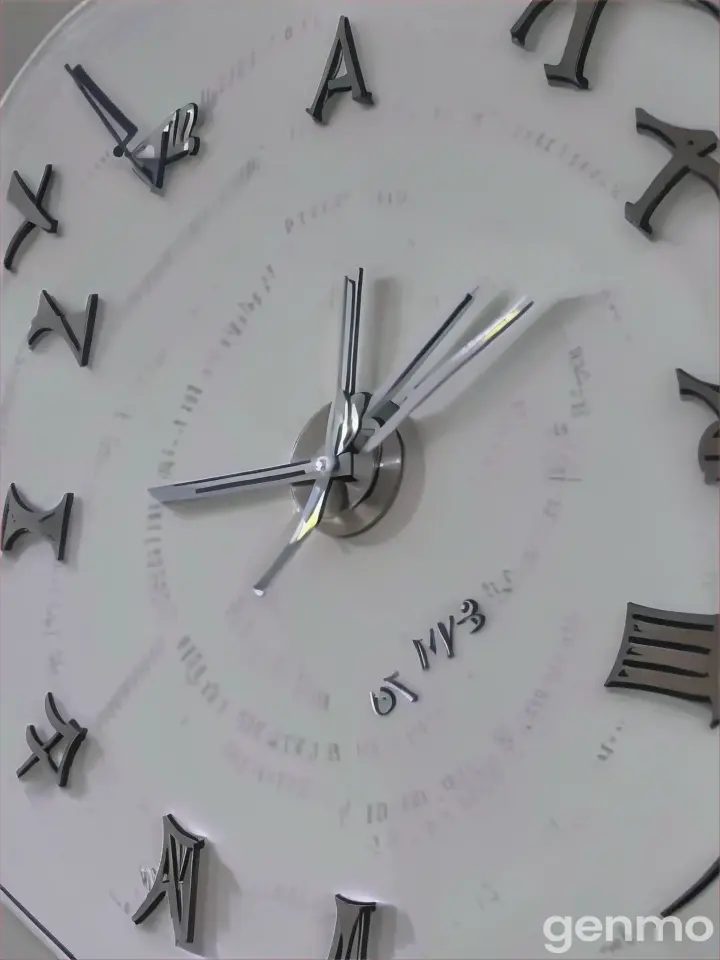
[1,484,75,562]
[605,602,719,727]
[625,110,719,240]
[28,290,100,368]
[307,16,373,124]
[3,165,59,272]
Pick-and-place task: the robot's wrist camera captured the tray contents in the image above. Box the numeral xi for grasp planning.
[625,110,719,239]
[327,895,379,960]
[511,0,719,90]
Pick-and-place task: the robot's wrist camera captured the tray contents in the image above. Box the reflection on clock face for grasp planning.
[0,1,718,958]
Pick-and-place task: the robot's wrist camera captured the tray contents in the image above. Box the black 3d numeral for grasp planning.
[131,103,201,193]
[65,63,200,193]
[372,599,486,716]
[511,0,719,90]
[16,693,87,788]
[28,291,99,368]
[510,0,609,90]
[1,484,75,562]
[3,166,59,272]
[676,369,719,485]
[307,16,373,124]
[625,110,719,239]
[605,603,719,727]
[132,815,206,950]
[64,63,139,156]
[327,895,378,960]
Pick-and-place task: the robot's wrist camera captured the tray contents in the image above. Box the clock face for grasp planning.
[1,1,718,959]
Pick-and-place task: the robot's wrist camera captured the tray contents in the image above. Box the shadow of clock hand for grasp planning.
[361,275,404,392]
[192,846,242,960]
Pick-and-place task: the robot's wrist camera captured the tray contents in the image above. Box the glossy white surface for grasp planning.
[1,2,718,958]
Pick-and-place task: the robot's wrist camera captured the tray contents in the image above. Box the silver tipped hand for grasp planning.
[149,453,354,504]
[252,474,334,596]
[362,296,534,453]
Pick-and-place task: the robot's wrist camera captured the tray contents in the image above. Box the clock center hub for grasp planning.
[313,454,336,476]
[291,401,405,538]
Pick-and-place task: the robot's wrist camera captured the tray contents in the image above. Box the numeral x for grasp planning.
[3,165,59,272]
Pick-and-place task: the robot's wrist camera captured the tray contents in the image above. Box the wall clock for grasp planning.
[1,1,718,958]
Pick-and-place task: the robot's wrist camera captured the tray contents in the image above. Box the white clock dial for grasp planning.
[1,1,718,958]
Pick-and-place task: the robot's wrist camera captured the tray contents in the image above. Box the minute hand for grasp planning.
[149,453,354,504]
[361,297,534,453]
[324,269,364,458]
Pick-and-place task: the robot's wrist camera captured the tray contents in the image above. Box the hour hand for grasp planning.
[325,268,365,458]
[149,453,354,504]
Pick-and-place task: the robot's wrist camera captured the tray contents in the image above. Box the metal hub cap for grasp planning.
[290,401,405,538]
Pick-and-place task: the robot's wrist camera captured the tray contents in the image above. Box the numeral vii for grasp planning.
[511,0,719,90]
[307,17,373,124]
[327,895,379,959]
